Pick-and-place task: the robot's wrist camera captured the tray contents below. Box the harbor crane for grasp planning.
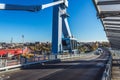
[0,0,77,54]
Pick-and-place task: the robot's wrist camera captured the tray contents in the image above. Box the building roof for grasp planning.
[0,47,30,56]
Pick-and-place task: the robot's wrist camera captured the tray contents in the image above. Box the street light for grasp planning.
[20,35,24,64]
[21,35,24,55]
[22,35,24,44]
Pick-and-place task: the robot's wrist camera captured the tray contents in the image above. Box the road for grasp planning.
[0,49,111,80]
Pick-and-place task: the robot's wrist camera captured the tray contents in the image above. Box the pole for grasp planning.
[0,55,2,67]
[20,35,24,64]
[22,35,24,45]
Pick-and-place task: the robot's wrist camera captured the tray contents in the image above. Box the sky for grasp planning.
[0,0,108,43]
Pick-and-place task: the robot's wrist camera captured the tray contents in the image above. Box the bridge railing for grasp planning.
[0,52,95,72]
[101,55,112,80]
[57,51,94,60]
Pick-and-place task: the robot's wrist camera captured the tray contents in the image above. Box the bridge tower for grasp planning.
[0,0,77,55]
[52,0,72,54]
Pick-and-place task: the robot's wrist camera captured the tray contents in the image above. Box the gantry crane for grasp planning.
[0,0,78,54]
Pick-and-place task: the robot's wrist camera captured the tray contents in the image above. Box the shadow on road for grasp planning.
[20,59,107,70]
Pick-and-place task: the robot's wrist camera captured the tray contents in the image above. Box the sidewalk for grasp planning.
[112,58,120,80]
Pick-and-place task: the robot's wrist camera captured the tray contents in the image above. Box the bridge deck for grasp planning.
[0,52,110,80]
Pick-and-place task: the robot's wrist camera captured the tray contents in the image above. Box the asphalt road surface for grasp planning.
[0,49,111,80]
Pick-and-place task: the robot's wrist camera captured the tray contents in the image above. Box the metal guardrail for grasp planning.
[101,56,112,80]
[0,56,52,70]
[57,52,94,60]
[0,52,95,72]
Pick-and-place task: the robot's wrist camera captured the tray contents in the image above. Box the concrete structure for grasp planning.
[93,0,120,50]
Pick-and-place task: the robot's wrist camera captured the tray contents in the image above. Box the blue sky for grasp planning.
[0,0,107,43]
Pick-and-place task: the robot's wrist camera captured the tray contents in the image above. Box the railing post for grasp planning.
[5,58,8,71]
[0,56,2,68]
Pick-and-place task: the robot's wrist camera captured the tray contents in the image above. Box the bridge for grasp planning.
[0,0,120,80]
[0,48,111,80]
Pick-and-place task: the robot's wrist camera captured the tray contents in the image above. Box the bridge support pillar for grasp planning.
[52,0,63,54]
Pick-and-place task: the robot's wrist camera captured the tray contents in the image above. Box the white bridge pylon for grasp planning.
[0,0,76,54]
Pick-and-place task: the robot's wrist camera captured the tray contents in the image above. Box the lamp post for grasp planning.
[11,37,13,45]
[20,35,24,64]
[22,35,24,46]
